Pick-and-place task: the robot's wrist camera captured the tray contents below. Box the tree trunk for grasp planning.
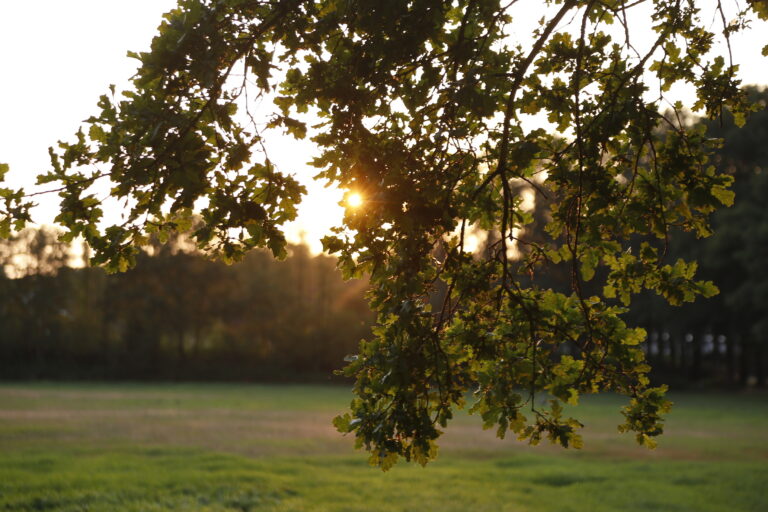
[690,333,702,382]
[738,334,750,388]
[726,333,736,385]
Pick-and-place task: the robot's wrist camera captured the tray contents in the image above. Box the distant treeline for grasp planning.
[3,89,768,388]
[0,232,372,380]
[623,88,768,389]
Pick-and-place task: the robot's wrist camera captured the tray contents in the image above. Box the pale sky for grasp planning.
[0,0,343,253]
[0,1,765,254]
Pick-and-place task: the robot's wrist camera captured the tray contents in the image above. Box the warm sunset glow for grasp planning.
[346,192,364,208]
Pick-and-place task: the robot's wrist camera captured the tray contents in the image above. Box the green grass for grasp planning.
[0,383,766,511]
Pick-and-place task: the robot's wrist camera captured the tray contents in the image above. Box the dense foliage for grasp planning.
[2,0,767,468]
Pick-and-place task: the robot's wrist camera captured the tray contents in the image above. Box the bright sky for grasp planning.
[0,0,343,253]
[0,1,765,254]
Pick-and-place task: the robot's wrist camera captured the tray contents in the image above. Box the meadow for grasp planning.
[0,383,765,511]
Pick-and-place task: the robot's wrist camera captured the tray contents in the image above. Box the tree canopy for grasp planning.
[2,0,767,469]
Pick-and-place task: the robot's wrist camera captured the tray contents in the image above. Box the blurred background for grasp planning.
[2,88,767,389]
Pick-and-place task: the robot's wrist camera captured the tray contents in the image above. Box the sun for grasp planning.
[346,192,364,208]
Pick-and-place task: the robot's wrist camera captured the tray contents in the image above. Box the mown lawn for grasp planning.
[0,383,766,511]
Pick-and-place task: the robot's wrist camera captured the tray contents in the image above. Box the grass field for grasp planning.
[0,383,766,511]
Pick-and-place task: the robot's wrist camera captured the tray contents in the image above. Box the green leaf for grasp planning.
[711,184,735,206]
